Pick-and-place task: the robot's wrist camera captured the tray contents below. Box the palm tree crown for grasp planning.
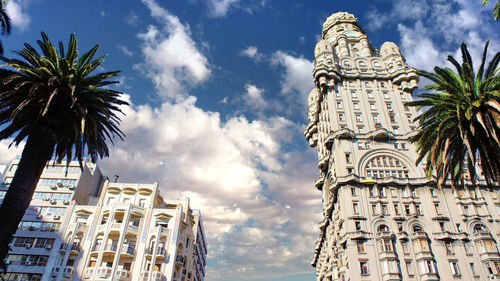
[0,0,11,54]
[0,32,128,270]
[406,42,500,188]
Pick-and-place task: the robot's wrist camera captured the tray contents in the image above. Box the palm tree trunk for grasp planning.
[0,128,53,271]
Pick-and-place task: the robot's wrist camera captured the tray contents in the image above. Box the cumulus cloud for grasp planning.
[6,0,31,31]
[98,95,321,280]
[136,0,210,98]
[239,46,263,61]
[0,139,24,165]
[365,0,499,73]
[207,0,240,17]
[242,84,267,111]
[271,51,314,96]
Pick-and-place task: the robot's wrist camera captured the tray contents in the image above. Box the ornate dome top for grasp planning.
[380,42,402,57]
[322,12,363,37]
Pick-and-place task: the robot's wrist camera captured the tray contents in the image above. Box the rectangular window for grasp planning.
[353,203,359,215]
[373,116,380,124]
[356,115,362,122]
[415,204,422,215]
[378,239,393,252]
[339,113,345,121]
[434,203,441,215]
[370,103,376,110]
[355,221,361,231]
[470,263,478,276]
[381,204,388,215]
[404,204,411,215]
[369,187,375,197]
[464,242,471,254]
[402,241,409,253]
[351,91,358,98]
[360,262,369,275]
[463,205,470,216]
[353,103,360,110]
[367,91,374,98]
[345,153,351,163]
[371,204,377,215]
[383,92,389,99]
[357,241,365,253]
[406,261,415,277]
[450,261,460,276]
[445,241,454,254]
[379,187,386,197]
[337,101,343,109]
[394,204,400,215]
[351,188,357,196]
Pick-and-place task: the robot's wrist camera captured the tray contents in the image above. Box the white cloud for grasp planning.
[242,84,267,111]
[0,139,24,165]
[207,0,240,17]
[239,45,263,61]
[99,95,321,280]
[136,0,210,98]
[271,51,314,96]
[117,45,134,57]
[6,0,30,31]
[365,0,499,73]
[125,12,139,26]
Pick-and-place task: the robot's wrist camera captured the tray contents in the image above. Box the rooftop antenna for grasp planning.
[114,175,119,183]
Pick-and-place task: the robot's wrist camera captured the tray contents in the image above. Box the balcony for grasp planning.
[83,268,95,279]
[121,246,135,257]
[140,271,149,281]
[156,247,167,257]
[127,225,139,235]
[62,266,75,279]
[91,244,102,253]
[152,271,167,281]
[115,269,131,280]
[59,243,69,252]
[110,222,122,232]
[70,242,81,254]
[473,232,493,241]
[96,267,113,278]
[175,255,184,265]
[51,266,61,277]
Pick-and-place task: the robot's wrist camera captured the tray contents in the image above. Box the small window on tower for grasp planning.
[345,153,352,163]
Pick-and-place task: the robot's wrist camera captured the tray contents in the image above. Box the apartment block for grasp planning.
[306,12,500,281]
[1,159,104,281]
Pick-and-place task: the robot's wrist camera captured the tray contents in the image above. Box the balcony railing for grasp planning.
[175,255,184,264]
[115,269,131,280]
[104,244,118,252]
[152,271,167,281]
[96,267,112,278]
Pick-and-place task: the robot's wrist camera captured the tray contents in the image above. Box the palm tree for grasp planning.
[407,42,500,188]
[0,0,11,54]
[0,32,128,270]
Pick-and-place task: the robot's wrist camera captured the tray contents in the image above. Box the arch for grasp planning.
[473,223,489,233]
[378,224,389,232]
[358,149,413,179]
[412,224,423,233]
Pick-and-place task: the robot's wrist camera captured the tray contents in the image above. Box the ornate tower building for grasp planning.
[306,12,500,281]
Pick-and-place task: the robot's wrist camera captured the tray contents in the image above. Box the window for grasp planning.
[360,261,369,275]
[434,203,441,215]
[419,260,438,274]
[463,205,470,216]
[365,142,371,149]
[404,204,411,215]
[464,242,471,254]
[450,261,460,276]
[355,221,361,231]
[357,241,365,253]
[351,91,358,98]
[369,187,375,197]
[415,204,422,215]
[389,115,396,123]
[379,187,386,197]
[406,261,415,277]
[378,239,393,252]
[339,113,345,121]
[439,222,446,232]
[373,116,380,124]
[371,204,377,215]
[355,114,362,122]
[337,101,343,109]
[473,224,488,233]
[370,103,376,110]
[413,224,423,232]
[402,241,409,253]
[383,92,389,99]
[353,103,359,110]
[445,241,454,254]
[394,204,400,215]
[456,224,462,232]
[351,188,357,196]
[345,153,351,163]
[470,263,478,276]
[414,239,430,252]
[353,203,359,215]
[367,91,374,98]
[381,204,388,215]
[410,188,417,198]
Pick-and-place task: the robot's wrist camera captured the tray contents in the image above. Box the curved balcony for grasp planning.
[51,266,61,277]
[96,267,112,279]
[127,225,139,235]
[115,269,131,281]
[376,231,394,239]
[175,255,184,265]
[410,231,428,240]
[156,248,167,259]
[152,271,167,281]
[83,268,95,279]
[70,242,81,255]
[62,266,75,279]
[121,246,135,258]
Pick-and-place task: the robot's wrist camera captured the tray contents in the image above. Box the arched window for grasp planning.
[364,155,409,179]
[413,224,423,232]
[474,224,489,233]
[359,61,367,67]
[378,224,389,232]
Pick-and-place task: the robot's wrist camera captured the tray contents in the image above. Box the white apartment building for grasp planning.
[50,181,206,281]
[1,159,104,281]
[1,160,207,281]
[306,12,500,281]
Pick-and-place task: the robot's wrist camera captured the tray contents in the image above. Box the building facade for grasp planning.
[1,161,206,281]
[1,160,105,281]
[306,12,500,281]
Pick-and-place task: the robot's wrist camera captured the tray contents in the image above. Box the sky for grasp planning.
[0,0,498,280]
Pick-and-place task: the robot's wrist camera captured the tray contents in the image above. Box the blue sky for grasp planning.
[0,0,498,280]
